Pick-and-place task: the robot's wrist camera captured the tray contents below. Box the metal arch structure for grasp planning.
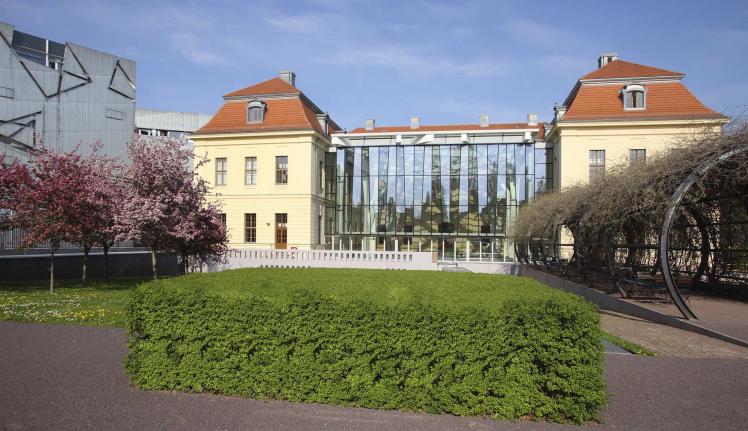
[658,146,748,319]
[514,144,748,321]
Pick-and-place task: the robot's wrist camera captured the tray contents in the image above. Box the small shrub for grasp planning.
[125,269,605,423]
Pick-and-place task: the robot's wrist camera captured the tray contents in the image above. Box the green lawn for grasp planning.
[0,268,651,355]
[0,279,143,327]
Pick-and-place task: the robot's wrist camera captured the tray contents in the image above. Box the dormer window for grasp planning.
[622,84,646,110]
[247,100,266,123]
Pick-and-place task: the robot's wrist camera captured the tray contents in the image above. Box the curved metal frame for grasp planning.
[659,147,748,320]
[516,146,746,321]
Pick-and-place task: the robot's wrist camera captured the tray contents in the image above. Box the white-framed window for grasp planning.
[215,157,227,186]
[629,149,646,165]
[245,156,257,185]
[244,213,256,243]
[589,150,605,182]
[622,84,646,110]
[247,100,265,123]
[276,156,288,184]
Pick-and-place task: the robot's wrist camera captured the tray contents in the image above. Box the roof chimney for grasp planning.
[365,119,375,131]
[527,113,538,126]
[598,52,619,68]
[554,103,566,121]
[479,114,489,128]
[316,113,329,134]
[278,70,296,86]
[410,116,420,129]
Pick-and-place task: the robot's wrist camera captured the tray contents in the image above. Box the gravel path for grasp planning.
[1,321,747,431]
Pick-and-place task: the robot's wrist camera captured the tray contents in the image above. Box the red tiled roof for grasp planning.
[562,82,723,121]
[349,122,544,136]
[196,97,326,135]
[581,60,683,80]
[223,77,300,98]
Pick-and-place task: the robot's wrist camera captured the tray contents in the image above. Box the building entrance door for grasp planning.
[275,213,287,249]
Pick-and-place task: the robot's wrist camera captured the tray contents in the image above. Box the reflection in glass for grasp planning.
[332,141,552,251]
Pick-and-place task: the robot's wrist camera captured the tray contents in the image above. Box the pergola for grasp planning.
[513,126,748,319]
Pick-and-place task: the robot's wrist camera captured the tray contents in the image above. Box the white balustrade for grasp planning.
[207,248,439,272]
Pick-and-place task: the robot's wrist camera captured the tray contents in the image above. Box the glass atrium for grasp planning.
[326,132,552,261]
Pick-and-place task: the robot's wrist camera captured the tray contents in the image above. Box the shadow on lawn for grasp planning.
[0,277,152,292]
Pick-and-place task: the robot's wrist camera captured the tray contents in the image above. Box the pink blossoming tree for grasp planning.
[74,142,125,283]
[0,147,90,292]
[117,136,227,279]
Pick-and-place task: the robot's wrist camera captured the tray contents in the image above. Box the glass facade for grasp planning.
[326,138,552,261]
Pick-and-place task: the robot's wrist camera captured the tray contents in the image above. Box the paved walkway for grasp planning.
[635,295,748,342]
[1,322,747,431]
[601,310,748,359]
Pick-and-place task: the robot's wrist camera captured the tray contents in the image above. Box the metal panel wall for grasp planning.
[0,21,135,161]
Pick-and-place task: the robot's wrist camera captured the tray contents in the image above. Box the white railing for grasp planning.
[207,248,440,272]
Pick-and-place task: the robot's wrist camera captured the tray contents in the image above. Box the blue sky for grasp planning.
[3,0,747,129]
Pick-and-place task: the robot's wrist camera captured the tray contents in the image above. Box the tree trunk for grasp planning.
[82,245,91,285]
[151,248,158,280]
[103,244,110,283]
[49,249,55,293]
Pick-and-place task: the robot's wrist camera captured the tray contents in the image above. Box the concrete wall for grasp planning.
[0,251,177,281]
[454,261,517,274]
[192,131,330,249]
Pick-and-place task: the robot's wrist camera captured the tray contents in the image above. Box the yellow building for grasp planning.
[193,56,727,257]
[546,53,727,190]
[190,72,340,250]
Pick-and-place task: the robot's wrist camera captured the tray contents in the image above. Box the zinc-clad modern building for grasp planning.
[135,109,212,140]
[0,22,136,161]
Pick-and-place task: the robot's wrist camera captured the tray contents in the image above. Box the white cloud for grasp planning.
[410,94,534,124]
[169,33,229,66]
[321,45,514,78]
[265,12,347,34]
[264,11,514,78]
[505,18,579,47]
[534,55,591,74]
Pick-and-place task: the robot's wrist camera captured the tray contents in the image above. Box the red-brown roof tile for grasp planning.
[196,97,326,135]
[562,82,723,121]
[223,77,300,98]
[581,60,683,80]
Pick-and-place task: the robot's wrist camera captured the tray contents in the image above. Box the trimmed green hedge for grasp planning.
[125,269,605,423]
